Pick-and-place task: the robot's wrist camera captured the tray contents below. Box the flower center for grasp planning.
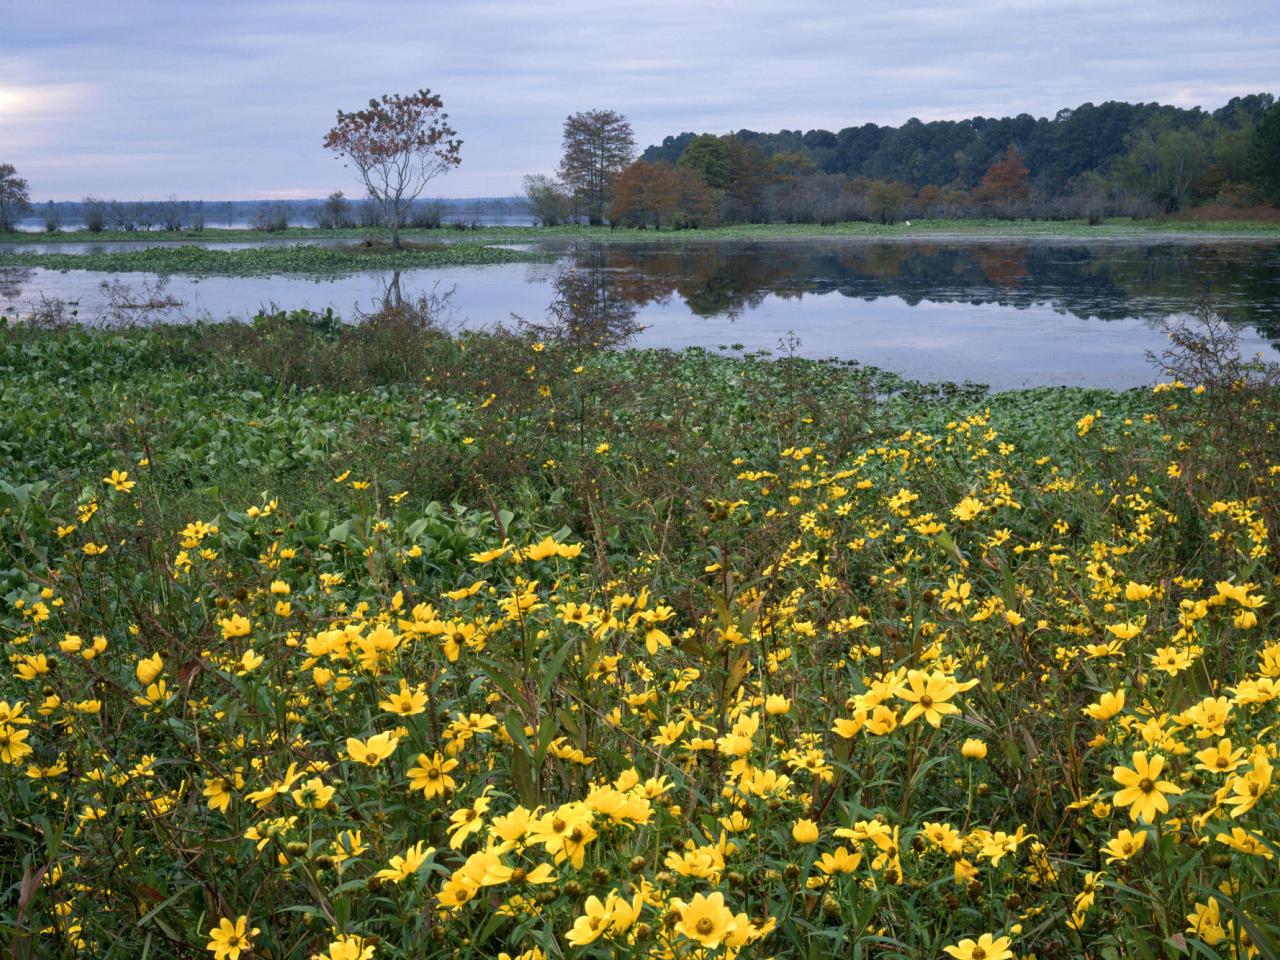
[696,918,714,935]
[1138,778,1154,793]
[919,695,934,708]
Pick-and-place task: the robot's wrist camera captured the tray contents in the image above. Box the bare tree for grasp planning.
[161,194,185,231]
[83,196,107,232]
[358,197,382,227]
[317,190,353,229]
[406,198,444,228]
[108,200,131,231]
[322,89,462,249]
[558,110,635,225]
[523,174,571,226]
[251,202,289,232]
[43,200,61,233]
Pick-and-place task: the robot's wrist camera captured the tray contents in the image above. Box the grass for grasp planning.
[2,307,1279,959]
[494,218,1280,243]
[0,241,542,276]
[5,216,1280,248]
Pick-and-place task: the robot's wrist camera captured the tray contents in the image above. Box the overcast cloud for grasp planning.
[2,0,1276,200]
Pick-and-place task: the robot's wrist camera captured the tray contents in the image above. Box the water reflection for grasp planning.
[0,267,32,304]
[537,251,648,349]
[3,237,1279,387]
[555,240,1280,341]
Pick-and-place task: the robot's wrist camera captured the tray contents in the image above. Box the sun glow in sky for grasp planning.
[3,0,1277,200]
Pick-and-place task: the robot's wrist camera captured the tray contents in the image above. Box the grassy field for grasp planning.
[5,217,1280,247]
[2,306,1279,959]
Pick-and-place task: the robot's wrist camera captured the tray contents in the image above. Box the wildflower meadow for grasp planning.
[2,307,1278,959]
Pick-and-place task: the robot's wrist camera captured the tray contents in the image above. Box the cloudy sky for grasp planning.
[3,0,1276,200]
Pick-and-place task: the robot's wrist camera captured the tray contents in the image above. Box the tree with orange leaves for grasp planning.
[323,89,461,249]
[975,145,1030,215]
[609,162,715,229]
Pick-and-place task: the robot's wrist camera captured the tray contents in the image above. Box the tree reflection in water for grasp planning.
[541,240,1280,347]
[0,267,34,304]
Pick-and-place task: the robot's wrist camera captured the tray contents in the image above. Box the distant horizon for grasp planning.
[8,88,1277,204]
[6,1,1278,200]
[11,195,528,207]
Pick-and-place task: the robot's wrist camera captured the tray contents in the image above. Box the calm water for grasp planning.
[3,237,1280,390]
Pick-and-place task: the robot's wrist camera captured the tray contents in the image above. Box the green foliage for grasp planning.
[0,242,539,275]
[1116,121,1212,212]
[1247,104,1280,204]
[2,315,1280,959]
[639,95,1278,198]
[9,218,1280,253]
[678,134,737,190]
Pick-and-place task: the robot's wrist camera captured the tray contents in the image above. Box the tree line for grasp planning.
[2,89,474,244]
[6,90,1278,236]
[0,191,517,235]
[528,95,1280,226]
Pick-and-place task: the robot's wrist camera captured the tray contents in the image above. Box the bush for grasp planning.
[82,197,107,232]
[406,199,444,229]
[251,201,289,232]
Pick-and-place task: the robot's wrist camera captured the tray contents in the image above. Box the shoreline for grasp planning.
[4,216,1280,247]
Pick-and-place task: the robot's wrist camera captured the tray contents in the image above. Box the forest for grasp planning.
[600,94,1280,225]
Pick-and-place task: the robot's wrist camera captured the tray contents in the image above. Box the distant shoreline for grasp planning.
[4,217,1280,247]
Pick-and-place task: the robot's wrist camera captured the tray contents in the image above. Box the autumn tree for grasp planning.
[559,109,635,225]
[0,164,32,232]
[974,145,1030,215]
[609,161,676,228]
[669,166,716,227]
[915,184,944,217]
[609,162,716,229]
[323,89,461,248]
[867,180,911,223]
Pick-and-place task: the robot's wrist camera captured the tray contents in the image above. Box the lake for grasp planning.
[3,236,1280,390]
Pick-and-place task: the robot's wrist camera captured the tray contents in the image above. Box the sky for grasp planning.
[3,0,1277,201]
